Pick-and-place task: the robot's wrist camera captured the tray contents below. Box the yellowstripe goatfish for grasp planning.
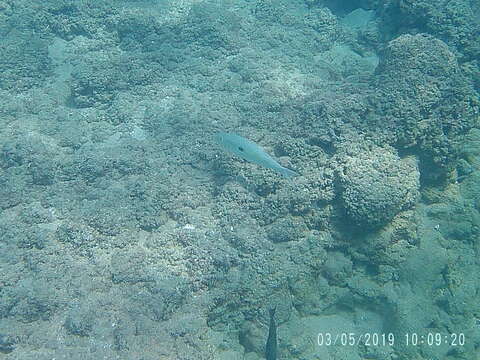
[215,132,299,178]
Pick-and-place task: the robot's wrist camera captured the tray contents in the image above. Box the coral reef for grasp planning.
[339,145,420,228]
[370,33,479,183]
[1,0,479,359]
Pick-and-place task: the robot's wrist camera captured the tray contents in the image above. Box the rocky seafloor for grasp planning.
[0,0,479,359]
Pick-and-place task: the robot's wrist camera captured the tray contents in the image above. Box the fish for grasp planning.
[215,132,298,178]
[265,307,277,360]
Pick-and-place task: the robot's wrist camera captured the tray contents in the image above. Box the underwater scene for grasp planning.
[0,0,479,359]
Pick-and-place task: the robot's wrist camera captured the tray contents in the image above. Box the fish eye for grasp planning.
[238,146,244,152]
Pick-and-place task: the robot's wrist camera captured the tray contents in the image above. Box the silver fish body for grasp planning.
[215,132,298,178]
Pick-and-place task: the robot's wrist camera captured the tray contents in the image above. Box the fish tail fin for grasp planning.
[269,306,276,318]
[278,166,299,178]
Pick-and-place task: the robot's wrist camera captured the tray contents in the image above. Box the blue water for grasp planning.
[0,1,479,359]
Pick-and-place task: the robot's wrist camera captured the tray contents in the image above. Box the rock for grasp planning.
[372,33,479,183]
[64,305,95,337]
[0,334,16,354]
[339,145,420,228]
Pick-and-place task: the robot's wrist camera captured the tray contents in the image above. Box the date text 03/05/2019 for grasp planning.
[317,333,466,347]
